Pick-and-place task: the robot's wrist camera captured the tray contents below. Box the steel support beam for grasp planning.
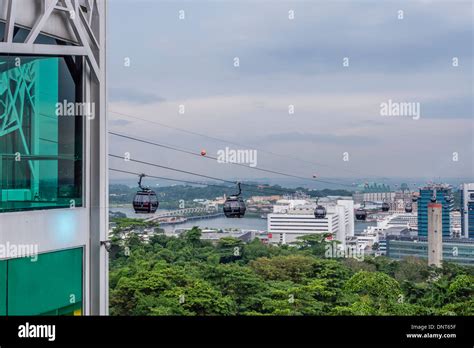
[0,42,87,56]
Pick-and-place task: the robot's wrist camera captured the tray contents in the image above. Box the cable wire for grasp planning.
[109,167,299,197]
[109,153,330,196]
[109,109,382,180]
[109,153,236,184]
[109,131,354,187]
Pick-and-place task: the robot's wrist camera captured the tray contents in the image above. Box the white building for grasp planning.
[267,198,354,245]
[450,211,462,238]
[360,212,418,236]
[357,212,419,255]
[354,233,379,251]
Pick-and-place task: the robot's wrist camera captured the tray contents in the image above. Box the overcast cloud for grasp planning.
[108,0,473,184]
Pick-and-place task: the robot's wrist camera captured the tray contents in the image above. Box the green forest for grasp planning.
[109,222,473,316]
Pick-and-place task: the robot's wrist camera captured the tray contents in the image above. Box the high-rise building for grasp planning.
[428,202,443,267]
[450,211,462,238]
[0,0,108,315]
[460,183,474,239]
[267,198,354,245]
[418,185,453,238]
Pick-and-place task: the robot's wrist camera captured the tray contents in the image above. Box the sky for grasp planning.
[107,0,473,187]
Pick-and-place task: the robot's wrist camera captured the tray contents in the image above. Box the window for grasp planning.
[0,55,83,212]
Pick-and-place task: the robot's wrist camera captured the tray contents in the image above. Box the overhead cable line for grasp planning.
[109,154,325,196]
[110,168,228,188]
[109,154,236,184]
[109,168,300,197]
[109,109,382,180]
[109,131,353,187]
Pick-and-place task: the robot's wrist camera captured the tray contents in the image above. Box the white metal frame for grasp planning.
[0,0,101,81]
[0,0,108,315]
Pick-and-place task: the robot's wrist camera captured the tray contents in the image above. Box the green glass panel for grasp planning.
[7,248,83,315]
[0,55,83,212]
[0,260,6,315]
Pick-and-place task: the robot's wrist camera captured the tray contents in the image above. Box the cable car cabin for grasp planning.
[133,174,159,214]
[381,202,390,212]
[133,190,159,214]
[355,209,367,221]
[224,182,246,218]
[405,203,413,213]
[223,196,246,218]
[314,205,327,219]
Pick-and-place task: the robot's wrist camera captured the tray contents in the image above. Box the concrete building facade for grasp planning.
[428,203,443,267]
[267,199,354,245]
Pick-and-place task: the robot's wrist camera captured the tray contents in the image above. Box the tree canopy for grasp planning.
[109,227,474,316]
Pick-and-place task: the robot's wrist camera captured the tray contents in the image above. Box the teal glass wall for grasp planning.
[387,239,474,266]
[0,248,83,316]
[0,55,83,212]
[468,202,474,239]
[461,190,474,239]
[417,189,452,237]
